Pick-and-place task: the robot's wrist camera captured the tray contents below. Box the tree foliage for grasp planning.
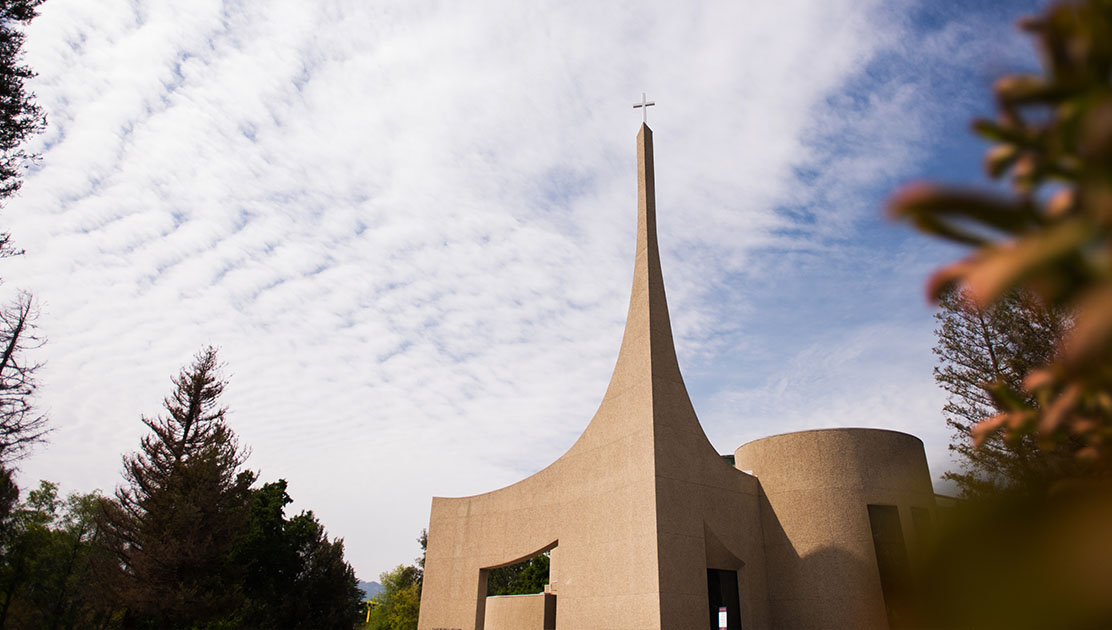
[0,0,46,206]
[0,292,44,464]
[891,0,1112,472]
[0,478,106,630]
[486,552,550,596]
[0,0,47,466]
[85,347,362,630]
[367,565,421,630]
[935,288,1078,495]
[235,480,362,630]
[97,347,255,628]
[893,2,1112,627]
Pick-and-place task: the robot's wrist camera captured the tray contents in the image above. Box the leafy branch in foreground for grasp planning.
[891,0,1112,473]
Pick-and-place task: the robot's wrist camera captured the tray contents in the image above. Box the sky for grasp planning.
[4,0,1044,580]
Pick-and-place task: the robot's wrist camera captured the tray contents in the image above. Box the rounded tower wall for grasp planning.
[734,428,936,630]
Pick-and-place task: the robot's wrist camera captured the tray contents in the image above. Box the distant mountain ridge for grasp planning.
[358,580,384,600]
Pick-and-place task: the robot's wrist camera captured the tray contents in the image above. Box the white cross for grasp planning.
[633,92,655,123]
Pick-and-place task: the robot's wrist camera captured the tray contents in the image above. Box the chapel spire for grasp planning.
[594,122,690,411]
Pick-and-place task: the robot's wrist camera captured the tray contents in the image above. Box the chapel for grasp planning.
[417,123,936,630]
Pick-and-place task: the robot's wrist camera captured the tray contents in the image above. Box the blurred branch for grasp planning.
[890,0,1112,474]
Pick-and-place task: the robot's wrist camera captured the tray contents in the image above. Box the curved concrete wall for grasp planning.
[734,428,936,630]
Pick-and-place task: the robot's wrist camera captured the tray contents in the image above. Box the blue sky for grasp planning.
[4,0,1043,580]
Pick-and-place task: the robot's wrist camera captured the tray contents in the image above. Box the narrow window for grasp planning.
[868,504,912,629]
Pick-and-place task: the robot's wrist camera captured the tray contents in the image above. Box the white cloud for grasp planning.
[2,0,1036,578]
[700,321,955,492]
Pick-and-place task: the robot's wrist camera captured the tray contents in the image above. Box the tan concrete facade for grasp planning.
[417,125,936,630]
[484,594,556,630]
[735,429,937,629]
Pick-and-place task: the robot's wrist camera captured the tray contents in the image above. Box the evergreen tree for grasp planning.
[0,0,49,465]
[97,347,255,629]
[0,466,14,534]
[0,0,46,205]
[934,288,1077,496]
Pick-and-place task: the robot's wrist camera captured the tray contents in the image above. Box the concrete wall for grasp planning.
[484,594,556,630]
[651,372,770,629]
[735,428,937,630]
[418,125,668,630]
[417,125,773,630]
[419,426,663,630]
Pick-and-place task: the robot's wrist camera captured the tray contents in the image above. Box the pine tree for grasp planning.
[97,347,255,629]
[0,0,49,465]
[0,0,47,206]
[934,288,1076,496]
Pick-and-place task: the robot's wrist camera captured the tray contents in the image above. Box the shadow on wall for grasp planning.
[757,491,890,630]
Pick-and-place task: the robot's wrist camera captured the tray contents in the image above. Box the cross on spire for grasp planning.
[633,92,655,124]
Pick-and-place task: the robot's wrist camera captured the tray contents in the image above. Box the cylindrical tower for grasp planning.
[734,428,936,630]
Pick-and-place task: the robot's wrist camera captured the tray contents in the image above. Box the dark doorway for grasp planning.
[868,504,912,629]
[706,569,742,629]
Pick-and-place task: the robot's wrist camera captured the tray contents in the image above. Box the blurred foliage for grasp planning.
[917,482,1112,629]
[891,0,1112,472]
[893,1,1112,627]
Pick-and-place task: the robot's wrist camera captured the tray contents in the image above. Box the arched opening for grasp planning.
[478,542,558,630]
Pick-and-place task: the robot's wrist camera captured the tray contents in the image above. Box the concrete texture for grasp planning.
[417,125,937,630]
[484,594,556,630]
[735,429,937,629]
